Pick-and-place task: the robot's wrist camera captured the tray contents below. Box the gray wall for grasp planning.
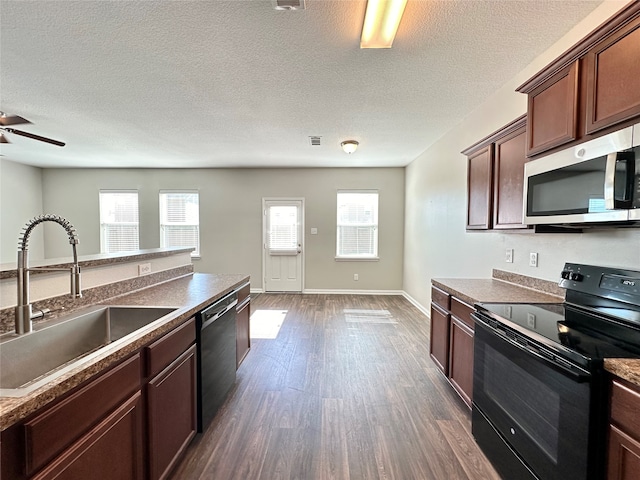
[403,0,640,310]
[0,160,44,263]
[39,167,404,291]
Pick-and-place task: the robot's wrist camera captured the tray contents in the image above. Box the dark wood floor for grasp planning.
[170,294,501,480]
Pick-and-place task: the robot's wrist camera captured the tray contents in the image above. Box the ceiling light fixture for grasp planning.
[360,0,408,48]
[341,140,359,154]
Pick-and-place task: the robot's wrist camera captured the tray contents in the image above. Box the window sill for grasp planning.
[334,256,379,262]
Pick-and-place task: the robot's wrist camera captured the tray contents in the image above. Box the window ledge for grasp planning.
[334,256,379,262]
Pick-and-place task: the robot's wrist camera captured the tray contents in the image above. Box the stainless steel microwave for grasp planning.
[523,123,640,226]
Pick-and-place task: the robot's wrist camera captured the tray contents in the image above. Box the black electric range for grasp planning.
[472,263,640,480]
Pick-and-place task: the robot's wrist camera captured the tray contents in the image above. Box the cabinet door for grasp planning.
[236,298,251,368]
[449,316,474,408]
[526,61,579,156]
[585,17,640,134]
[466,145,493,230]
[493,127,528,229]
[33,392,144,480]
[147,344,197,480]
[608,425,640,480]
[429,303,450,375]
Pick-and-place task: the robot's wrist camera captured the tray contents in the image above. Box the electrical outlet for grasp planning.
[353,273,359,281]
[527,313,536,328]
[529,252,538,267]
[138,263,151,276]
[505,248,513,263]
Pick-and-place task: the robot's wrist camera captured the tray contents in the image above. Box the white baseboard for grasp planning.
[251,288,431,319]
[402,291,430,318]
[302,289,404,295]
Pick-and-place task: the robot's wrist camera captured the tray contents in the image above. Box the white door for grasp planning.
[263,199,304,292]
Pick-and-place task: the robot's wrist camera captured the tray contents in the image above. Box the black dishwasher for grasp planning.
[196,291,238,432]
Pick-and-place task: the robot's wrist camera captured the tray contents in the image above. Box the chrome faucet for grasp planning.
[15,214,82,335]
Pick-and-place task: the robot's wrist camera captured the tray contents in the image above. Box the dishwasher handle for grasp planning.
[200,293,238,329]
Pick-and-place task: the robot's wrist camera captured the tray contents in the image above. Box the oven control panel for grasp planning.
[561,263,640,302]
[600,274,640,295]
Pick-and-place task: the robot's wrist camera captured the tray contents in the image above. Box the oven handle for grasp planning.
[473,313,592,383]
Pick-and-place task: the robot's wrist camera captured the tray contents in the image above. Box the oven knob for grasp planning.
[561,270,571,280]
[570,273,584,282]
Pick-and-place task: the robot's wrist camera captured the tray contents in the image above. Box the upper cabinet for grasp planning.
[463,115,528,231]
[584,17,640,134]
[517,2,640,158]
[525,61,579,156]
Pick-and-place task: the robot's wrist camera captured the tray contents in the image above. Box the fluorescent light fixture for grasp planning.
[360,0,408,49]
[341,140,359,154]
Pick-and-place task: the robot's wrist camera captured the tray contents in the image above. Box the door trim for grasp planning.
[262,198,305,293]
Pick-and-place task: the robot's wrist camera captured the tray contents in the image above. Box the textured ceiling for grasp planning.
[0,0,603,169]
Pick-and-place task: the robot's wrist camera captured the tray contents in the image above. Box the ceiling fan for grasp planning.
[0,111,65,147]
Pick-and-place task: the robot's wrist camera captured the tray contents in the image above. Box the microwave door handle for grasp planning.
[605,152,635,210]
[604,153,617,210]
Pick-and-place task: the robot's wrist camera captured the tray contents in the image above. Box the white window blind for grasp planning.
[99,191,139,253]
[336,191,379,258]
[159,191,200,256]
[268,205,298,253]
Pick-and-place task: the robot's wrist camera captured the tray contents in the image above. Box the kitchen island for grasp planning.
[0,272,249,430]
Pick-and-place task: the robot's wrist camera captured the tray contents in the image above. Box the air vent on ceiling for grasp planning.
[274,0,305,10]
[309,136,322,146]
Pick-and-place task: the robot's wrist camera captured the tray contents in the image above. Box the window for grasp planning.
[159,191,200,256]
[336,190,378,259]
[268,205,299,253]
[99,191,139,253]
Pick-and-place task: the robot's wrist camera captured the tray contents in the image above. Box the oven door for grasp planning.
[472,317,598,480]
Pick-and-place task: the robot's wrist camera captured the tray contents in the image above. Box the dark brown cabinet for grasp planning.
[236,282,251,368]
[608,378,640,480]
[585,16,640,134]
[430,302,450,376]
[1,316,198,480]
[429,285,475,408]
[465,145,493,230]
[145,318,197,480]
[147,345,197,480]
[525,61,579,156]
[463,115,528,231]
[33,393,144,480]
[493,125,528,229]
[518,2,640,157]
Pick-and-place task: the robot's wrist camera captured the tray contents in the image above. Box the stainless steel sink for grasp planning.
[0,305,177,397]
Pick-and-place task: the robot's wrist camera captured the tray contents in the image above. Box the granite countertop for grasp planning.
[0,272,249,431]
[432,275,640,388]
[431,278,564,306]
[605,359,640,388]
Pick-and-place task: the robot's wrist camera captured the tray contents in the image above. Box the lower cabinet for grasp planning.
[147,345,197,480]
[236,282,251,368]
[1,317,197,480]
[608,378,640,480]
[33,393,144,480]
[429,284,475,408]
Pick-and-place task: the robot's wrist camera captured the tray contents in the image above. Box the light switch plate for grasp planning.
[310,228,318,235]
[506,248,513,263]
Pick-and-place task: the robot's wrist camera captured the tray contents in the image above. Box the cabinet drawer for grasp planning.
[25,354,141,475]
[451,297,475,330]
[431,286,450,311]
[236,282,250,306]
[611,379,640,439]
[146,317,196,378]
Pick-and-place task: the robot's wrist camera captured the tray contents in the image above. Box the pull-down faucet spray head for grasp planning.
[15,214,82,334]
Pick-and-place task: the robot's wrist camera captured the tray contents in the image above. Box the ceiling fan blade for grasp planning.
[0,113,31,126]
[4,128,65,147]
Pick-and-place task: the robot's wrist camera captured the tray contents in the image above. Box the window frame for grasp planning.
[335,189,379,261]
[99,190,140,254]
[159,190,201,258]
